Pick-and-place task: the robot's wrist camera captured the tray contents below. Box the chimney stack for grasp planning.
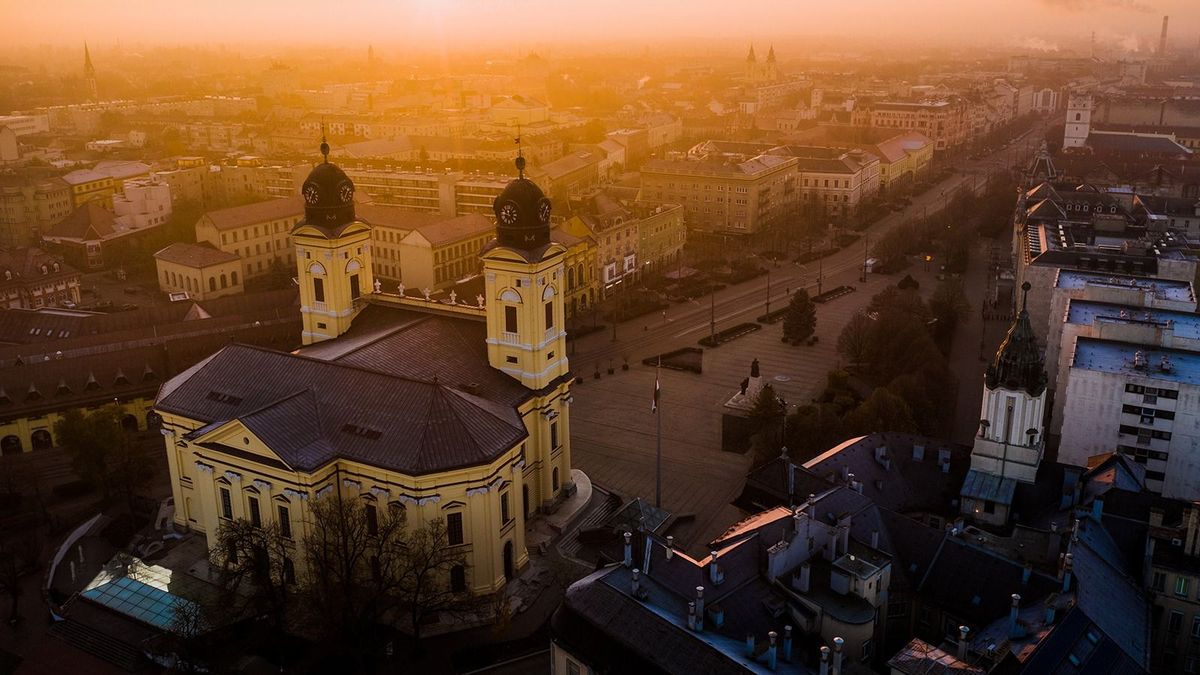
[694,586,705,631]
[833,637,844,675]
[1062,553,1074,593]
[871,529,880,549]
[768,631,778,670]
[798,562,812,593]
[1160,15,1170,55]
[1009,594,1023,639]
[1022,563,1032,585]
[958,625,970,661]
[819,646,831,675]
[623,532,632,567]
[687,601,696,630]
[665,535,674,560]
[746,633,755,657]
[783,625,793,662]
[709,550,723,584]
[631,568,640,597]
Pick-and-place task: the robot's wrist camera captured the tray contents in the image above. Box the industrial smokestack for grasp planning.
[1160,16,1169,56]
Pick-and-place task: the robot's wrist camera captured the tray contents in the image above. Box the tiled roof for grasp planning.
[201,197,303,232]
[153,242,240,269]
[297,303,531,408]
[47,202,118,240]
[157,342,527,475]
[406,214,493,247]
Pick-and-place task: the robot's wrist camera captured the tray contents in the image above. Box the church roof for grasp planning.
[985,285,1047,396]
[157,341,529,476]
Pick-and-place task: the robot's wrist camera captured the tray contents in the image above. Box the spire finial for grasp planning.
[319,121,329,163]
[514,125,525,178]
[1020,281,1031,312]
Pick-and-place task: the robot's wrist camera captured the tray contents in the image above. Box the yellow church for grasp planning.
[155,142,574,594]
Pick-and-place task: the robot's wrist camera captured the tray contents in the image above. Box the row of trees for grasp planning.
[176,495,476,671]
[54,405,157,510]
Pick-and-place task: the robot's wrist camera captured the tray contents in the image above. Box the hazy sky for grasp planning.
[7,0,1200,52]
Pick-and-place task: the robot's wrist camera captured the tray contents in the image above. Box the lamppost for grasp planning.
[860,234,869,283]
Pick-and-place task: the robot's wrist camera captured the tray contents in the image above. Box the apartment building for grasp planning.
[194,197,303,280]
[0,176,72,248]
[640,153,796,236]
[867,100,969,152]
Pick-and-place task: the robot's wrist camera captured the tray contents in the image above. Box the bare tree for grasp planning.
[396,517,477,645]
[302,493,409,668]
[208,518,295,631]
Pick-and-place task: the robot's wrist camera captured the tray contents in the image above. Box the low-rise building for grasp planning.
[396,213,494,291]
[865,100,970,152]
[194,197,303,280]
[153,242,244,301]
[0,247,80,310]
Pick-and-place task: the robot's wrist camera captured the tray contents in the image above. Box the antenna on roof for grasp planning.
[320,119,329,164]
[514,124,525,179]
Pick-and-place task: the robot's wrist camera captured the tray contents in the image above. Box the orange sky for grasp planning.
[5,0,1199,52]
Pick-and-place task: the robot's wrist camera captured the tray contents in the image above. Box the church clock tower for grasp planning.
[481,155,569,390]
[293,138,374,345]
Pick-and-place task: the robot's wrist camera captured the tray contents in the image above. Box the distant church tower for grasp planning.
[83,43,97,102]
[293,136,374,345]
[481,152,569,391]
[962,283,1047,524]
[765,45,778,83]
[1063,93,1092,150]
[745,45,757,82]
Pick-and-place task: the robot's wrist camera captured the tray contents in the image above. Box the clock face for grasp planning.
[302,184,319,205]
[499,202,519,226]
[338,181,354,204]
[538,198,551,224]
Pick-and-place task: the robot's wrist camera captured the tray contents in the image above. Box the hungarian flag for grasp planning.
[652,358,661,413]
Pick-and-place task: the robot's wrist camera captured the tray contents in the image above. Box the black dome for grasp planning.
[493,157,551,251]
[298,150,356,234]
[986,283,1047,396]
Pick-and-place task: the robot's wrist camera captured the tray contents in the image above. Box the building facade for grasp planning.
[157,149,574,596]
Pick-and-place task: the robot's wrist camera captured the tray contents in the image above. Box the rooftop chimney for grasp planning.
[1022,563,1032,585]
[798,562,812,593]
[1009,594,1023,639]
[1062,553,1074,593]
[631,568,641,597]
[710,550,725,585]
[819,646,831,675]
[833,637,844,675]
[783,625,793,662]
[687,601,696,630]
[694,586,705,631]
[746,633,756,657]
[958,625,970,661]
[665,535,674,560]
[623,531,632,567]
[871,529,880,549]
[768,631,778,670]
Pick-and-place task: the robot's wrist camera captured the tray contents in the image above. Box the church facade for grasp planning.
[155,143,574,594]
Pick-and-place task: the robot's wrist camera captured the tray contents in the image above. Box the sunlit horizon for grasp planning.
[5,0,1199,55]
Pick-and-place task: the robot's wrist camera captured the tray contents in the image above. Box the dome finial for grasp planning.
[1020,281,1032,312]
[319,120,329,164]
[514,125,525,179]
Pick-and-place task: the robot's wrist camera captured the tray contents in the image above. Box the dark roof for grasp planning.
[1087,131,1192,156]
[0,247,77,291]
[916,536,1058,627]
[46,202,117,241]
[0,344,168,419]
[157,342,527,475]
[802,433,970,514]
[296,303,531,408]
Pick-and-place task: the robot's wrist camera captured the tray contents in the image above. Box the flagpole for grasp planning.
[655,358,662,508]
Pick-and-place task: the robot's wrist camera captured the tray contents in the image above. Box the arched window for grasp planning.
[541,285,556,301]
[1,435,22,455]
[231,271,239,285]
[220,274,227,289]
[30,429,52,450]
[308,261,327,276]
[208,277,216,292]
[499,288,521,304]
[567,267,575,290]
[346,259,362,274]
